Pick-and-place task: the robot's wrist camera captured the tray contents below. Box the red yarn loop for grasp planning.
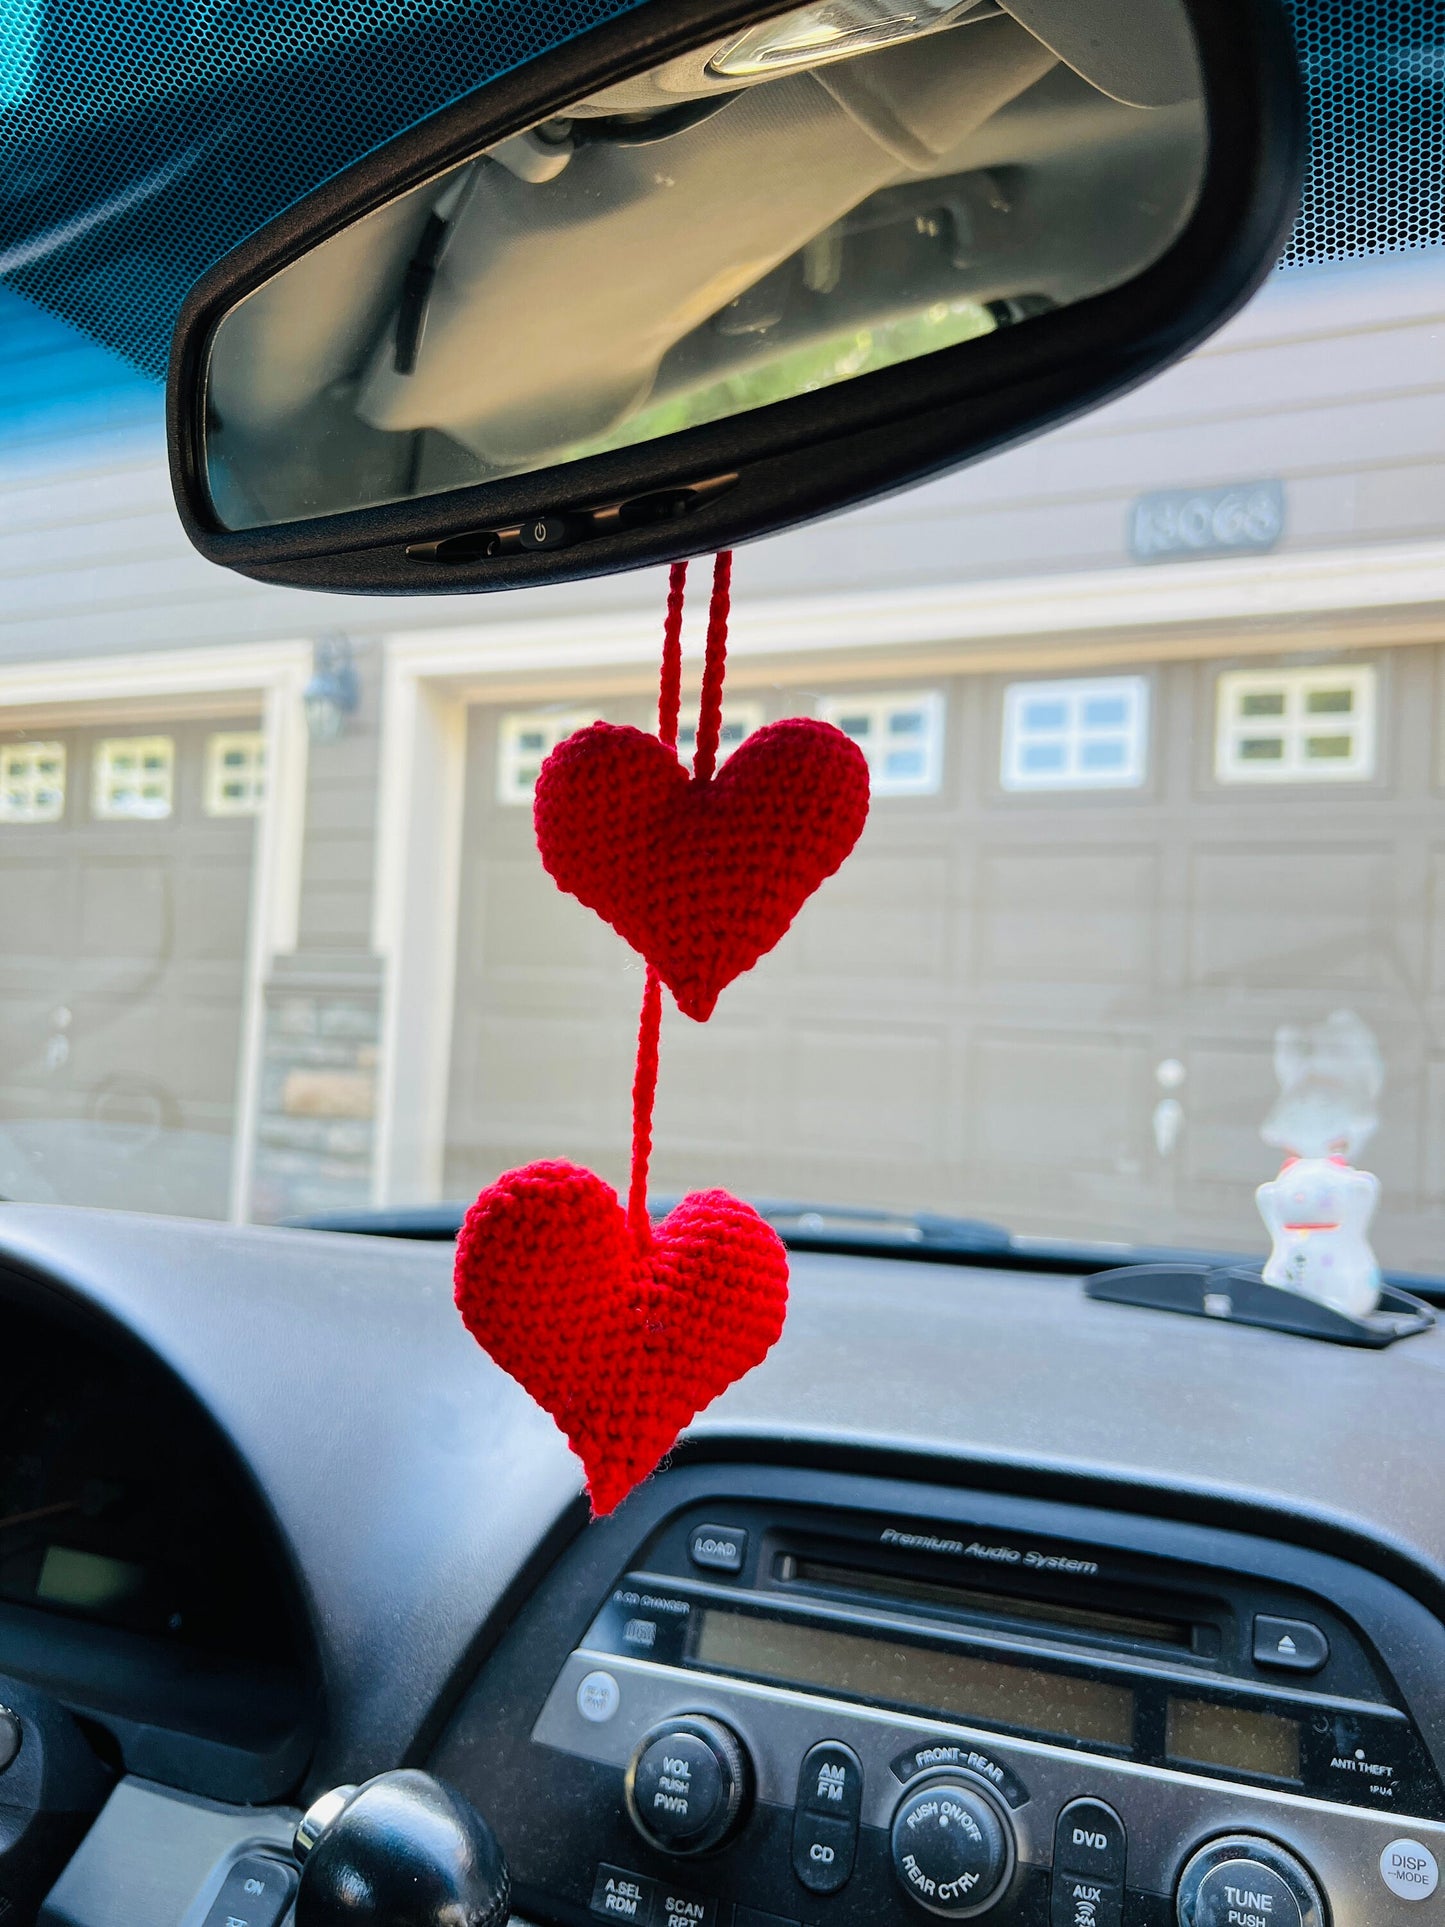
[692,550,733,782]
[627,965,663,1247]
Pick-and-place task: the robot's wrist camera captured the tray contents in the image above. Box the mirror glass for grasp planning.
[202,0,1207,531]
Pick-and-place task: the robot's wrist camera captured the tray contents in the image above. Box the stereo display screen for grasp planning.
[693,1609,1135,1749]
[1166,1696,1302,1780]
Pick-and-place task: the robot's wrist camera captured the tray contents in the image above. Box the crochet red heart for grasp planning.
[454,1160,788,1516]
[534,718,870,1021]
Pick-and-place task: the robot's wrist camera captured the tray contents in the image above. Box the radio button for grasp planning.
[798,1741,863,1822]
[791,1811,856,1894]
[1054,1798,1126,1886]
[890,1780,1012,1917]
[1176,1836,1325,1927]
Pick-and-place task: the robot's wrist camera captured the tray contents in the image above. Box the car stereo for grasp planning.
[431,1472,1445,1927]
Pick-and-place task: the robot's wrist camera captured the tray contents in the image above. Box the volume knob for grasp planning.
[625,1715,751,1856]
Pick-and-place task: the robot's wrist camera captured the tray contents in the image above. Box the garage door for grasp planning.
[0,715,263,1216]
[443,654,1439,1269]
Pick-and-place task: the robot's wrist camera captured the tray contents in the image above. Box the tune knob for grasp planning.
[1177,1835,1327,1927]
[625,1715,752,1856]
[891,1777,1014,1918]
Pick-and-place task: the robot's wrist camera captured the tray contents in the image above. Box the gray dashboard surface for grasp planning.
[1,1203,1442,1793]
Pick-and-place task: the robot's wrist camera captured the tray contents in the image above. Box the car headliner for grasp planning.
[0,0,1438,387]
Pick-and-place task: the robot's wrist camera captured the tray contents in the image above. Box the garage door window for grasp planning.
[92,736,174,819]
[0,741,66,823]
[818,692,944,796]
[1001,675,1149,791]
[205,731,266,816]
[677,701,765,767]
[1215,665,1376,781]
[497,711,594,804]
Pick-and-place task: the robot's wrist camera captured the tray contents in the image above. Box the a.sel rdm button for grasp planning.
[590,1864,654,1922]
[689,1524,747,1573]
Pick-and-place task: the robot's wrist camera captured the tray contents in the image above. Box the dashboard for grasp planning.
[0,1203,1443,1927]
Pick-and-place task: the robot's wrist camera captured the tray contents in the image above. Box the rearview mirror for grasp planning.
[167,0,1304,594]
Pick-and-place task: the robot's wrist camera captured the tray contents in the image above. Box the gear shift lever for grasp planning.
[293,1769,511,1927]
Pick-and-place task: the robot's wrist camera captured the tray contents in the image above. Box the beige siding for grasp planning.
[445,643,1445,1274]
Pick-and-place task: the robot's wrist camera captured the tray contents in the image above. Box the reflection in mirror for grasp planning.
[203,0,1206,531]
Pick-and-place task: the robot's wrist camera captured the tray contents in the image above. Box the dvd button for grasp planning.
[792,1812,857,1894]
[1055,1798,1126,1886]
[1051,1872,1123,1927]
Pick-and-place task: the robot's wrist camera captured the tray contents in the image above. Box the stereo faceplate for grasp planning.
[536,1650,1445,1925]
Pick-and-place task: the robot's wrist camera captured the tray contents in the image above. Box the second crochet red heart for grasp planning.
[454,1160,789,1516]
[534,717,870,1021]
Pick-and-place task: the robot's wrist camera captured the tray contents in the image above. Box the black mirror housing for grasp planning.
[166,0,1305,596]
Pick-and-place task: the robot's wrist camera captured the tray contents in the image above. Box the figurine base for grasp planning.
[1085,1263,1435,1348]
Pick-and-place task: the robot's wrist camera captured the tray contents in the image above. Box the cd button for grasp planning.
[1252,1615,1329,1674]
[798,1740,863,1821]
[1054,1798,1126,1885]
[1051,1872,1123,1927]
[792,1811,857,1894]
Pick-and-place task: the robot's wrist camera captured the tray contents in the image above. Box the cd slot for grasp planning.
[775,1552,1200,1655]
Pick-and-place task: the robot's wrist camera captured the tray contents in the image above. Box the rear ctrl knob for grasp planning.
[625,1714,752,1855]
[1176,1835,1327,1927]
[891,1777,1014,1917]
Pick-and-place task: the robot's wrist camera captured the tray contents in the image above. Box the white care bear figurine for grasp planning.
[1256,1010,1384,1319]
[1256,1156,1381,1319]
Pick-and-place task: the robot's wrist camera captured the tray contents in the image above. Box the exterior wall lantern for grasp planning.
[304,635,360,743]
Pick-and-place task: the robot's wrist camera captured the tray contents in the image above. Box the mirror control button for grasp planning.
[1252,1615,1329,1673]
[1054,1798,1126,1885]
[792,1811,857,1894]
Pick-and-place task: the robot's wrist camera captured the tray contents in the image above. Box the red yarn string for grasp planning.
[627,965,663,1245]
[628,550,734,1245]
[692,549,733,781]
[658,560,688,750]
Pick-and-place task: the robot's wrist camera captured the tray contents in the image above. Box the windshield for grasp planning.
[3,0,1445,1280]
